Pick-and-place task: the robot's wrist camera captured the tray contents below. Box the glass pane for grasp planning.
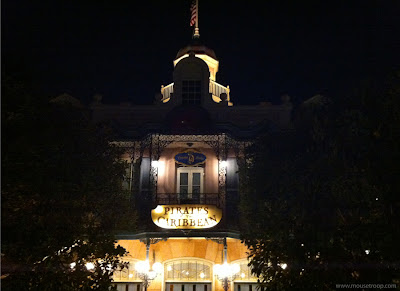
[165,260,211,282]
[180,173,188,186]
[180,187,188,194]
[192,186,200,194]
[192,173,200,186]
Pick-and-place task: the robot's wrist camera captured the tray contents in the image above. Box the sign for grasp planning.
[151,204,222,229]
[175,151,206,166]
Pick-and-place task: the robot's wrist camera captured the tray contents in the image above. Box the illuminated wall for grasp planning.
[157,147,218,194]
[116,238,255,291]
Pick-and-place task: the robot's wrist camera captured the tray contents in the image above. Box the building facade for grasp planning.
[91,39,292,291]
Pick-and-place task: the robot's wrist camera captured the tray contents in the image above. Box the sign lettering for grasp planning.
[151,204,222,229]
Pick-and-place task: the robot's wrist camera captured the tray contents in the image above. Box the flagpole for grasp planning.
[194,0,200,38]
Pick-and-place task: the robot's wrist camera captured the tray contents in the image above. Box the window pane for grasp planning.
[180,173,188,185]
[192,173,200,185]
[165,260,211,282]
[182,80,201,105]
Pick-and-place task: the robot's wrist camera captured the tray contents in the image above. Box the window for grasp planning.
[113,258,141,282]
[232,259,258,281]
[177,167,204,200]
[165,259,212,281]
[182,80,201,105]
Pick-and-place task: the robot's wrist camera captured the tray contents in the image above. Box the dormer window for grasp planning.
[182,80,201,105]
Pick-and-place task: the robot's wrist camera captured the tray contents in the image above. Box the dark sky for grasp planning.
[3,0,400,105]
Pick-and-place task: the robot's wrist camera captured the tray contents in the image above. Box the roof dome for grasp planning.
[175,39,217,60]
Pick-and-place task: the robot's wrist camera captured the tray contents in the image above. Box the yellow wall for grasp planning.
[117,238,248,264]
[117,238,250,291]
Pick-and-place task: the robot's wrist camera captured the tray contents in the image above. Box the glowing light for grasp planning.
[151,160,159,168]
[70,262,76,269]
[154,205,163,214]
[152,262,163,274]
[200,272,205,278]
[129,273,134,278]
[213,263,240,279]
[135,260,162,281]
[365,249,370,255]
[376,197,379,201]
[280,263,287,270]
[135,260,150,273]
[85,262,95,270]
[167,265,172,271]
[241,272,245,278]
[220,160,227,169]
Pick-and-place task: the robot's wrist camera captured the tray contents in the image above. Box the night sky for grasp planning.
[3,0,400,105]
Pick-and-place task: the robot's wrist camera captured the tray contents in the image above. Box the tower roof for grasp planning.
[175,39,217,61]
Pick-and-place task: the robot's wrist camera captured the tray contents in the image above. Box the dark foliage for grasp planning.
[1,76,135,290]
[240,73,400,290]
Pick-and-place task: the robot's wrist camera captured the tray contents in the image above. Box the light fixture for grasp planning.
[135,260,162,289]
[220,160,227,169]
[279,263,287,270]
[136,241,163,291]
[214,263,240,291]
[213,238,239,291]
[85,262,95,270]
[154,205,163,214]
[151,160,159,168]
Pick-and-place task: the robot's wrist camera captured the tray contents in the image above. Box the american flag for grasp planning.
[190,0,196,26]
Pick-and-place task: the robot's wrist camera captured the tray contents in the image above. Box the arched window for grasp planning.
[165,259,212,281]
[232,259,258,281]
[113,258,141,282]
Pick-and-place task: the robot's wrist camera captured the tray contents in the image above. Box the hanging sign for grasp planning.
[175,151,206,166]
[151,204,222,229]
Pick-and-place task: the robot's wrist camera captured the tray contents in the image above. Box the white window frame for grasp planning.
[177,167,204,198]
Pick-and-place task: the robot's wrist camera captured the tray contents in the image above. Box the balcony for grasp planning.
[209,79,230,101]
[155,193,222,208]
[160,80,230,104]
[161,83,174,103]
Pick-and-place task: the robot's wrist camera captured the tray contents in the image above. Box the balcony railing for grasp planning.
[161,80,230,103]
[155,193,222,208]
[209,79,230,100]
[161,83,174,102]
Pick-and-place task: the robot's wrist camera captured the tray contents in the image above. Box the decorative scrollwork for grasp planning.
[205,237,225,244]
[139,237,167,245]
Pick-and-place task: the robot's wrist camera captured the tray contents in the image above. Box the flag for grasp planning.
[190,0,196,26]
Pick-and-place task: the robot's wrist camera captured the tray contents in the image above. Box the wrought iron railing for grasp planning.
[155,193,222,208]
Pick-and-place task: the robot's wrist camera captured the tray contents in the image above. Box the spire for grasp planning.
[190,0,200,38]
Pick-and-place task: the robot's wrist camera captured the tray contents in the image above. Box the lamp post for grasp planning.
[213,238,240,291]
[135,240,163,291]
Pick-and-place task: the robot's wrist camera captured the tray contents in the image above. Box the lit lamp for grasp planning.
[213,238,240,291]
[214,263,240,291]
[135,260,162,291]
[136,241,163,291]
